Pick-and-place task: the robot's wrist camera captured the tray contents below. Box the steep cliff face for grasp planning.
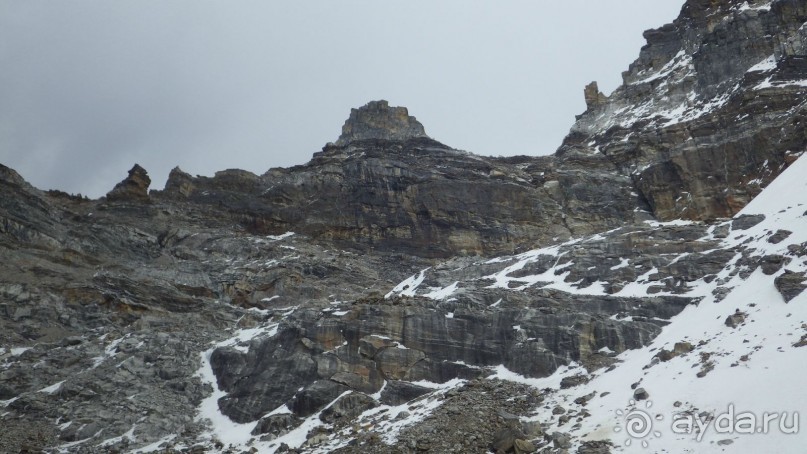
[567,0,807,221]
[148,1,807,258]
[1,1,807,453]
[155,101,648,258]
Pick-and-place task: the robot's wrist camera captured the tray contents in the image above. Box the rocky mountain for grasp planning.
[153,101,645,259]
[570,0,807,221]
[1,0,806,453]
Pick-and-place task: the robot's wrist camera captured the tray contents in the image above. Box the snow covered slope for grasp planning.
[520,154,807,453]
[168,156,805,453]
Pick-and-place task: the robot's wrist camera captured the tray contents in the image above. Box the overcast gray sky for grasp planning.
[0,1,683,198]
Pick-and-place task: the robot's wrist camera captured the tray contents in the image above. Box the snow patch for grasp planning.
[748,54,777,73]
[610,258,631,270]
[385,268,429,298]
[39,380,65,394]
[9,347,31,356]
[266,232,295,241]
[194,322,282,447]
[423,281,459,300]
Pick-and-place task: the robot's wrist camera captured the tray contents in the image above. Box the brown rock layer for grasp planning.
[106,164,151,202]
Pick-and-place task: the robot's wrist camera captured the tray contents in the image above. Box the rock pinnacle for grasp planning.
[335,100,429,146]
[105,164,151,202]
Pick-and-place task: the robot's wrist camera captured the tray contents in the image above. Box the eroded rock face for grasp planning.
[106,164,151,202]
[335,100,428,146]
[583,81,609,110]
[210,292,684,423]
[566,0,807,221]
[2,168,750,452]
[155,115,648,258]
[205,220,747,425]
[151,3,807,258]
[163,166,195,197]
[1,0,807,452]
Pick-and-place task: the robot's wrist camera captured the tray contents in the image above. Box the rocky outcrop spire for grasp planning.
[334,100,429,146]
[106,164,151,202]
[163,166,195,198]
[583,81,608,110]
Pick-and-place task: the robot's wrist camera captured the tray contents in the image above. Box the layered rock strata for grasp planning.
[1,0,807,452]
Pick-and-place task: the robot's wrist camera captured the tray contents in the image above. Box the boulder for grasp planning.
[725,310,747,328]
[319,392,377,424]
[731,214,766,231]
[251,413,298,437]
[560,374,591,389]
[775,270,807,302]
[760,254,790,275]
[289,380,350,418]
[379,381,433,406]
[633,387,650,401]
[768,230,793,245]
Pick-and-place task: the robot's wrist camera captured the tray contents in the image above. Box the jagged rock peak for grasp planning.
[583,81,608,110]
[163,166,194,197]
[334,100,429,146]
[106,164,151,202]
[0,163,30,188]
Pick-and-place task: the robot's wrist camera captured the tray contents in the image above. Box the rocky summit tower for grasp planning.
[335,100,429,146]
